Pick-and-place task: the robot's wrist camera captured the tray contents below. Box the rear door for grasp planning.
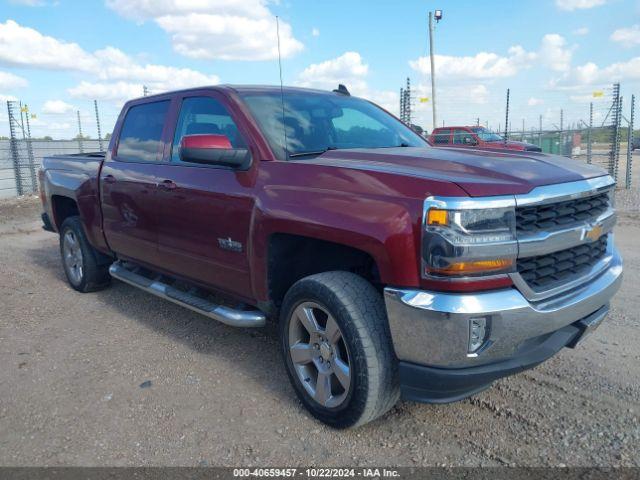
[452,128,476,147]
[432,128,452,146]
[100,99,171,266]
[153,93,256,301]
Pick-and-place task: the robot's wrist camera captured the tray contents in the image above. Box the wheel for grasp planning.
[280,271,400,428]
[59,216,111,292]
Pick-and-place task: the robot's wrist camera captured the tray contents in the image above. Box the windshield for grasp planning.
[240,91,428,159]
[471,127,503,142]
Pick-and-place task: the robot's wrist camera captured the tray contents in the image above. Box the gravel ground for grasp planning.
[0,193,639,467]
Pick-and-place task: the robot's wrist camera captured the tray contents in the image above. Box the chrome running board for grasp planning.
[109,261,266,328]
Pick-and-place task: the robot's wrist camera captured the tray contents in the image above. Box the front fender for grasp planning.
[250,184,422,301]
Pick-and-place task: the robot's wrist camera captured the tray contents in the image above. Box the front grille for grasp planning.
[516,191,610,234]
[517,235,608,291]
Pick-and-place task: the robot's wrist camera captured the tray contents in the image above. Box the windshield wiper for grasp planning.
[288,146,337,158]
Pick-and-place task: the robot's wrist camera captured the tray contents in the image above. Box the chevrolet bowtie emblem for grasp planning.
[583,223,603,243]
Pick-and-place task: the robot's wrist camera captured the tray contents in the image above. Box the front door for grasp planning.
[153,94,256,301]
[101,99,171,266]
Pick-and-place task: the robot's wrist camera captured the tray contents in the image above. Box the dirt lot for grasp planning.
[0,194,639,467]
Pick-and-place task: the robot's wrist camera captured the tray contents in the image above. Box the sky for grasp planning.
[0,0,639,139]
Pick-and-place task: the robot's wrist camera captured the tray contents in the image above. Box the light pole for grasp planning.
[428,10,442,130]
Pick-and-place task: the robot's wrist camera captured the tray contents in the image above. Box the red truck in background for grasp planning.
[430,125,543,152]
[39,85,621,428]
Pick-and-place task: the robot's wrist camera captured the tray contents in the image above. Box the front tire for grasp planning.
[280,271,399,428]
[59,216,111,292]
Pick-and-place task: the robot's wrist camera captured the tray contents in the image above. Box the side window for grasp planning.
[453,129,474,145]
[117,101,170,162]
[432,128,451,145]
[172,96,246,162]
[332,108,395,148]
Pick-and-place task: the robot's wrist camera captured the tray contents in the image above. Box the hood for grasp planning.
[503,140,542,151]
[309,146,607,196]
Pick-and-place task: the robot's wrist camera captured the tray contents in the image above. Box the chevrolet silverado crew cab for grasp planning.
[430,125,542,152]
[39,85,622,428]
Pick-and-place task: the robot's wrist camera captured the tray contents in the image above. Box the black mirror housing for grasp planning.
[180,147,252,169]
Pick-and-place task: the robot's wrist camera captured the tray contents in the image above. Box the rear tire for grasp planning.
[280,271,399,428]
[59,216,111,292]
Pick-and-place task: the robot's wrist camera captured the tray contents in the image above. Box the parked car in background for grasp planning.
[39,85,620,428]
[430,126,542,152]
[632,136,640,151]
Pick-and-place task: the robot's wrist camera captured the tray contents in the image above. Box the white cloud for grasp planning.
[572,27,589,35]
[577,57,640,84]
[555,0,607,10]
[105,0,304,61]
[0,20,97,71]
[0,94,18,102]
[312,27,320,37]
[0,70,28,89]
[0,20,220,102]
[409,45,536,80]
[611,25,640,48]
[410,34,573,81]
[42,100,76,114]
[296,52,397,114]
[8,0,45,5]
[528,97,544,106]
[92,46,220,86]
[558,57,640,86]
[539,34,574,72]
[298,51,369,92]
[68,81,146,103]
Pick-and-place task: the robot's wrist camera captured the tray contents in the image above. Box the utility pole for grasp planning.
[24,106,36,192]
[504,88,510,142]
[428,10,441,130]
[143,85,149,97]
[7,101,24,196]
[94,100,104,152]
[560,109,564,132]
[626,95,634,189]
[539,114,543,148]
[587,103,593,164]
[76,110,84,153]
[405,77,412,125]
[610,84,622,179]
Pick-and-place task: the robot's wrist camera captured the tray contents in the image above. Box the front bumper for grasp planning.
[384,249,622,402]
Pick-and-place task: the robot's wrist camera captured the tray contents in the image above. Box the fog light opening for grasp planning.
[468,317,489,354]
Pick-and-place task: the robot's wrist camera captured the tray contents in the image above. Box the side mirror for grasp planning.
[463,136,478,146]
[180,134,251,169]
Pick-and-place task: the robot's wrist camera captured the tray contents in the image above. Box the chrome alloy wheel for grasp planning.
[62,230,83,285]
[288,302,351,408]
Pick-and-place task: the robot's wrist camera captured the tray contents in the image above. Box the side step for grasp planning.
[109,261,266,328]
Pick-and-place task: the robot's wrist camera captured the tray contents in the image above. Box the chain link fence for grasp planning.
[2,88,638,199]
[0,139,104,198]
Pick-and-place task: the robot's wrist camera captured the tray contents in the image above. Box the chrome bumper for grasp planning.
[384,249,622,369]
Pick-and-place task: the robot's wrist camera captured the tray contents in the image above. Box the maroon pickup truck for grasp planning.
[39,85,622,428]
[430,126,543,152]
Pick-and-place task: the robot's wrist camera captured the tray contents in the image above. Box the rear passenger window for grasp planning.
[453,129,475,145]
[117,101,170,162]
[432,129,451,144]
[171,96,246,162]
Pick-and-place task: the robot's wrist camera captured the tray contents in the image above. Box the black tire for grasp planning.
[59,216,111,292]
[280,271,400,428]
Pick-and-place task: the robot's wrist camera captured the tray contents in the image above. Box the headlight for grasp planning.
[422,197,517,278]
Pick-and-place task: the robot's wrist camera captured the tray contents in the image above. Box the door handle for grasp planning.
[157,179,177,190]
[103,174,116,184]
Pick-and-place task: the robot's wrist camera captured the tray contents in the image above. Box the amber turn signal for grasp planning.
[429,258,514,275]
[427,208,448,226]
